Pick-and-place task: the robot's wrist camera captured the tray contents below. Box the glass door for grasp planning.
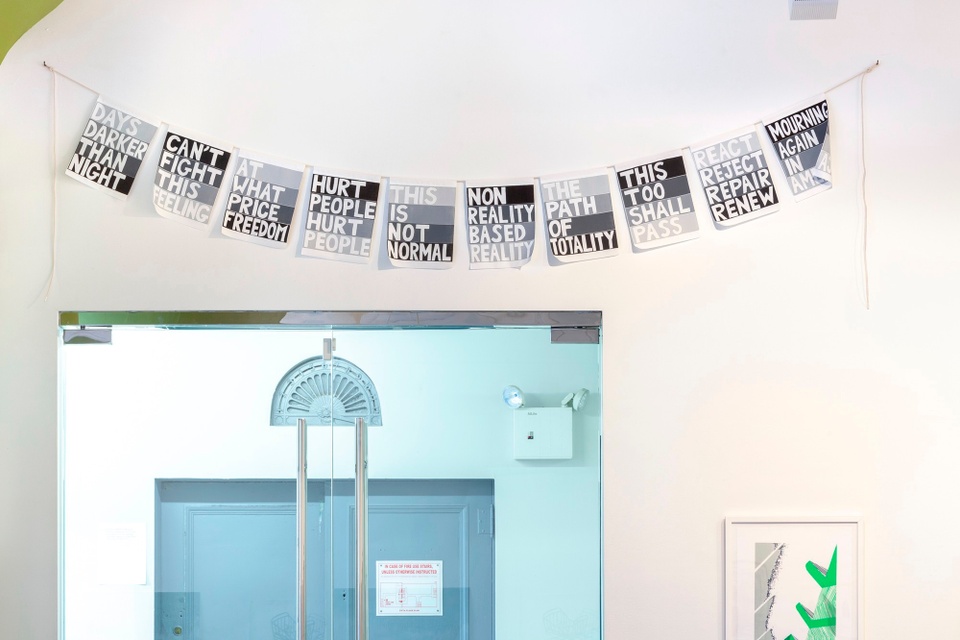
[323,322,602,640]
[59,323,337,640]
[59,312,603,640]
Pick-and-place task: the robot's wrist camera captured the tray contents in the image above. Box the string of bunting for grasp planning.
[44,61,879,280]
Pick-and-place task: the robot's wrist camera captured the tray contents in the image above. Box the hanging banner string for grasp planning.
[825,60,879,310]
[40,59,880,304]
[857,63,879,310]
[42,62,62,301]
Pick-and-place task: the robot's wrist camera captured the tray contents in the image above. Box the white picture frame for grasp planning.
[724,516,863,640]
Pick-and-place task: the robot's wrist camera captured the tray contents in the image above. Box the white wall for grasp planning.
[2,0,960,639]
[61,326,601,639]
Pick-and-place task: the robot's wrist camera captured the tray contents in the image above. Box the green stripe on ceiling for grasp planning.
[0,0,63,64]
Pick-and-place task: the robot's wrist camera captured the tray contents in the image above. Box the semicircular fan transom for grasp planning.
[271,356,382,426]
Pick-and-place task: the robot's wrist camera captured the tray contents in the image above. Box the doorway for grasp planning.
[59,311,602,640]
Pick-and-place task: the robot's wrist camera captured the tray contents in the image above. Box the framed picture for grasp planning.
[724,516,863,640]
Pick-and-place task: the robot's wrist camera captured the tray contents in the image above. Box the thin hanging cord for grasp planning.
[43,62,60,300]
[856,68,874,310]
[825,60,879,311]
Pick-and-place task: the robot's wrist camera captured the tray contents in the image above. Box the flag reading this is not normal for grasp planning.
[386,179,457,269]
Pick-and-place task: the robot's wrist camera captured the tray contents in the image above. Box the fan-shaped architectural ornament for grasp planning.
[271,356,382,426]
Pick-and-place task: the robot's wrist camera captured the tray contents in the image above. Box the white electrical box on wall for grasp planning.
[513,407,573,460]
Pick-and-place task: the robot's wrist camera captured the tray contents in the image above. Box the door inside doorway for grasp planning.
[156,479,494,640]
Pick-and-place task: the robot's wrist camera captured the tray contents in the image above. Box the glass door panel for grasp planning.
[59,313,603,640]
[60,325,335,640]
[324,324,602,640]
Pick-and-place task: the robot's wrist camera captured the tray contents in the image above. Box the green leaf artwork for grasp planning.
[784,546,838,640]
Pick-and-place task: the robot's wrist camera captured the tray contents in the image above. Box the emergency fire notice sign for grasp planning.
[376,560,443,616]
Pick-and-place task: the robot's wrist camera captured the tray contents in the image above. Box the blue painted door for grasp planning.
[156,479,494,640]
[331,479,495,640]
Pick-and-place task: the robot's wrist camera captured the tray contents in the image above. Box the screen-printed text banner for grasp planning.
[221,152,304,248]
[615,152,698,249]
[763,97,831,200]
[153,127,232,229]
[387,180,457,269]
[301,169,382,263]
[66,97,159,199]
[691,128,780,226]
[540,170,618,261]
[465,181,536,269]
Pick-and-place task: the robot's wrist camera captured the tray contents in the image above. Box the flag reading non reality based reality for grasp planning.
[465,181,537,269]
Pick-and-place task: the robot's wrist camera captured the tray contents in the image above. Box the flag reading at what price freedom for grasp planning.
[221,152,304,248]
[152,126,232,229]
[300,169,382,263]
[465,180,537,269]
[66,97,159,199]
[691,127,780,227]
[386,179,457,269]
[539,169,619,262]
[763,96,831,200]
[615,152,698,250]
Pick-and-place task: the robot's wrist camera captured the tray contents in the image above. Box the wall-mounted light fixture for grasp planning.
[502,385,525,409]
[561,388,589,412]
[502,385,588,411]
[503,385,590,460]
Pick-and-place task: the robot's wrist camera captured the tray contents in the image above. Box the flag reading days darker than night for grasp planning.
[66,97,158,199]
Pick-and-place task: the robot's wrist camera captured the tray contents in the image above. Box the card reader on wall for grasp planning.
[513,407,573,460]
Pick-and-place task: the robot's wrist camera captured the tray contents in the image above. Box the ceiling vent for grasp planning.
[789,0,838,20]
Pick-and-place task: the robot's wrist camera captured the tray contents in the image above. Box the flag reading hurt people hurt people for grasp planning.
[300,170,382,263]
